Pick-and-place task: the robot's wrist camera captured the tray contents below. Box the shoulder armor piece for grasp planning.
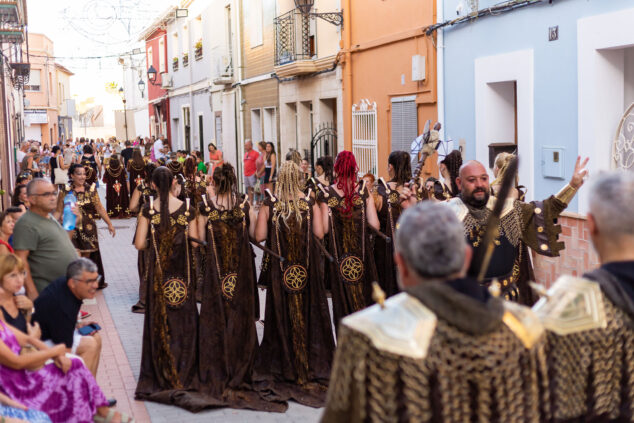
[446,197,468,221]
[532,275,607,335]
[342,293,437,359]
[486,196,515,218]
[501,301,545,349]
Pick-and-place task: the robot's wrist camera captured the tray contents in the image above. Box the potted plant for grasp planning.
[172,56,179,71]
[183,52,189,67]
[195,39,203,60]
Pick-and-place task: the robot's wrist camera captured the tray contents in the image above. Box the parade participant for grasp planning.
[447,157,588,304]
[314,156,333,187]
[134,166,201,411]
[102,155,130,219]
[195,164,282,412]
[129,162,157,313]
[166,153,183,177]
[322,202,547,422]
[439,149,462,198]
[533,171,634,422]
[374,151,411,297]
[253,161,335,408]
[492,152,523,200]
[182,157,206,207]
[425,177,447,202]
[57,164,115,290]
[319,151,379,327]
[127,148,146,197]
[79,145,100,186]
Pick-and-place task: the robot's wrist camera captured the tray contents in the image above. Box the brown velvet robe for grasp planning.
[374,182,404,298]
[253,196,335,407]
[103,163,130,218]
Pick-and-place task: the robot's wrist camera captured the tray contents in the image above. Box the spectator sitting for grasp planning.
[33,258,102,377]
[0,254,38,337]
[0,211,16,255]
[10,185,28,215]
[13,179,78,299]
[0,391,51,423]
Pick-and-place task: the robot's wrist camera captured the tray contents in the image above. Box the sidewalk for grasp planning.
[93,213,323,422]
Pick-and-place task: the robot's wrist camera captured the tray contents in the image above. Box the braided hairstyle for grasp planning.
[334,150,359,216]
[285,149,302,165]
[388,151,412,186]
[316,155,333,184]
[151,166,174,233]
[275,161,304,227]
[493,152,518,187]
[440,150,462,196]
[212,162,238,210]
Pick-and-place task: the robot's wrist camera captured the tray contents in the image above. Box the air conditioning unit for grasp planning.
[161,75,173,89]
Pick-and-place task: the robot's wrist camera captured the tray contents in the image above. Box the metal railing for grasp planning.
[352,100,378,177]
[274,9,313,66]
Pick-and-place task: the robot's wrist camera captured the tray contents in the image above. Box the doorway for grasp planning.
[183,106,191,151]
[198,114,204,154]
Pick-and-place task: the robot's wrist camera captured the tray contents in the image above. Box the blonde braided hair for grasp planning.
[492,152,518,187]
[275,161,304,227]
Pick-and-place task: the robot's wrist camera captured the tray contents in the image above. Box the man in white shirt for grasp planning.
[16,142,30,164]
[153,136,166,161]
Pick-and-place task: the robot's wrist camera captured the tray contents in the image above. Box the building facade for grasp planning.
[240,0,279,163]
[440,0,634,284]
[55,63,74,141]
[342,0,439,178]
[139,7,174,147]
[24,33,59,145]
[0,0,28,207]
[275,0,343,166]
[115,48,149,140]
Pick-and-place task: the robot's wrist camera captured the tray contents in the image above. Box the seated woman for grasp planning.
[0,254,38,336]
[0,254,133,423]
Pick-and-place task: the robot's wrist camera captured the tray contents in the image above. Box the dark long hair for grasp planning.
[131,148,144,167]
[11,185,25,206]
[440,150,463,196]
[212,162,238,209]
[265,142,276,163]
[68,163,84,181]
[145,162,157,184]
[388,151,412,186]
[316,155,333,184]
[183,157,196,179]
[152,166,174,233]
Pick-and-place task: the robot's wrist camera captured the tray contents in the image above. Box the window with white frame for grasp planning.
[158,36,166,73]
[251,108,262,142]
[263,107,277,143]
[249,0,263,48]
[352,99,378,176]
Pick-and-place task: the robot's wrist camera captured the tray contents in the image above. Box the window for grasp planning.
[353,99,378,176]
[147,47,153,69]
[25,69,41,91]
[249,0,263,48]
[390,96,417,153]
[159,36,166,73]
[226,6,233,56]
[251,109,262,142]
[49,72,53,95]
[263,107,277,143]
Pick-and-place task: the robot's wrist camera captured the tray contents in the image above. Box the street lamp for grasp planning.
[147,65,159,86]
[138,78,145,98]
[118,87,129,142]
[293,0,342,26]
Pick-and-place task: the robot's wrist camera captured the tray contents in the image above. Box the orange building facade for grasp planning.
[342,0,438,178]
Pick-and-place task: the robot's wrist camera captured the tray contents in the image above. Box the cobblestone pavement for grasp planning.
[95,207,324,422]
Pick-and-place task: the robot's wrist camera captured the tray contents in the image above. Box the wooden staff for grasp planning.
[249,236,286,263]
[368,225,391,244]
[313,235,334,262]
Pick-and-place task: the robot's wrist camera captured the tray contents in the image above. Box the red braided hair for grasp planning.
[334,151,359,215]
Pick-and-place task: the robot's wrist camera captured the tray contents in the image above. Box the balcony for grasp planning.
[212,54,233,85]
[0,0,25,26]
[274,9,323,78]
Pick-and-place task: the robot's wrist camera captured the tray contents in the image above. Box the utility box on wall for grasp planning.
[542,146,565,179]
[412,55,426,81]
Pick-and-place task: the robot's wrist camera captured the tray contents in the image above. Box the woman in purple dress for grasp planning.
[0,256,133,423]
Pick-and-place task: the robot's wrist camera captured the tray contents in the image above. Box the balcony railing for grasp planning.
[0,0,25,26]
[274,9,314,66]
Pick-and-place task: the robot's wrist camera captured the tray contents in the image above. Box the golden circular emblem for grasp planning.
[339,255,364,284]
[283,264,308,292]
[162,278,188,307]
[221,273,237,300]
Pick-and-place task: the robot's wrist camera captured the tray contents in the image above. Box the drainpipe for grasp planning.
[235,0,245,185]
[435,0,445,143]
[0,49,11,208]
[342,0,352,152]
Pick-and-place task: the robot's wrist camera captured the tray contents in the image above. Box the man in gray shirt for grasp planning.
[13,179,78,299]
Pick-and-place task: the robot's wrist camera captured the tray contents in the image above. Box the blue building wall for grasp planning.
[441,0,634,211]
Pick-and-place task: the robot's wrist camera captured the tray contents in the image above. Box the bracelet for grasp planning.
[555,183,577,205]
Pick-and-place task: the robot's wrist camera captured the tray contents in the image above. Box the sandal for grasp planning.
[94,409,135,423]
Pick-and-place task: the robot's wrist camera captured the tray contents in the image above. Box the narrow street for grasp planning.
[88,189,322,422]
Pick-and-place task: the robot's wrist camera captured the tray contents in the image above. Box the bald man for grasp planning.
[446,157,588,305]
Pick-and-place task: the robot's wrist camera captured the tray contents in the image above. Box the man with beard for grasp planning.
[532,171,634,421]
[447,157,588,304]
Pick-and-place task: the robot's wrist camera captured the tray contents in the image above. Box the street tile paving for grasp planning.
[94,192,324,422]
